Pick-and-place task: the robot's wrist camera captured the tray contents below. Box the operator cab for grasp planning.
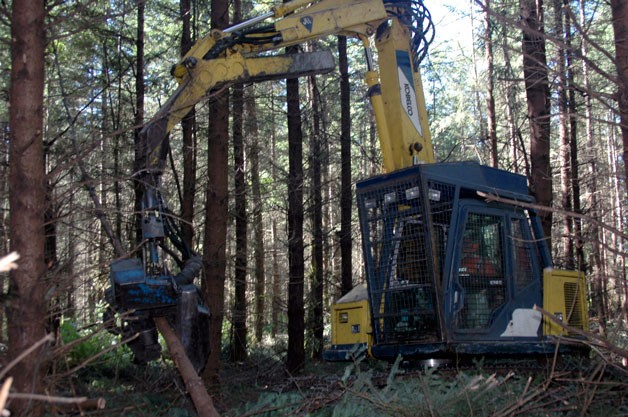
[356,161,581,360]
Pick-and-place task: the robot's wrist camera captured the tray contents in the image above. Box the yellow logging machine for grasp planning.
[105,0,588,369]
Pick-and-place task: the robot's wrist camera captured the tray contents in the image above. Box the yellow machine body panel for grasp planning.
[324,284,372,360]
[543,269,588,336]
[331,300,371,346]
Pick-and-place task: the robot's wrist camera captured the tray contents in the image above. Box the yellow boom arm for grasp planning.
[139,0,435,176]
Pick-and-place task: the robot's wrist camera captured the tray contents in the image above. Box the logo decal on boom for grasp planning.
[300,16,313,32]
[396,51,423,136]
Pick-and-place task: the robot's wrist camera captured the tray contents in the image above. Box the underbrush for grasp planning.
[231,354,628,417]
[42,323,628,417]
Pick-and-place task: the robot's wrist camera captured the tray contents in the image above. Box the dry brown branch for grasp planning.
[8,393,88,404]
[534,304,628,362]
[53,397,106,411]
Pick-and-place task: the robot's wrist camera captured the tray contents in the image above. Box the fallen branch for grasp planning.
[154,317,220,417]
[8,393,106,413]
[55,397,106,411]
[534,305,628,361]
[8,393,87,404]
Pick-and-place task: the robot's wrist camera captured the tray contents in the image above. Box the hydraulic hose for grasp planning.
[174,255,203,286]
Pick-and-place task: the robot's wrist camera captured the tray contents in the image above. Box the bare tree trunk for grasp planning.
[579,0,604,326]
[339,35,353,296]
[181,0,196,248]
[607,114,627,318]
[102,37,124,240]
[611,0,628,190]
[132,0,145,248]
[610,0,628,319]
[307,74,324,359]
[286,44,305,373]
[470,5,487,159]
[230,0,247,361]
[554,0,574,268]
[271,216,280,338]
[0,119,8,339]
[202,0,230,386]
[564,0,583,270]
[521,0,553,246]
[270,93,281,339]
[485,0,498,168]
[247,88,266,344]
[7,0,48,414]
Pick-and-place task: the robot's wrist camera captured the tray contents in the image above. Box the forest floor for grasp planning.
[46,346,628,417]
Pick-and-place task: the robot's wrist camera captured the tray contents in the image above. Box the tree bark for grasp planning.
[230,0,247,360]
[7,0,48,414]
[0,113,7,340]
[132,0,145,248]
[201,0,230,386]
[270,93,281,339]
[181,0,196,248]
[520,0,553,245]
[611,0,628,191]
[564,0,583,270]
[247,89,266,344]
[484,0,498,168]
[579,0,604,325]
[286,47,305,374]
[339,35,353,296]
[307,74,324,359]
[554,0,574,268]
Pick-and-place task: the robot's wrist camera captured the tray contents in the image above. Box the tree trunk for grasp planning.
[564,0,583,270]
[485,0,498,168]
[470,5,487,159]
[607,114,627,319]
[201,0,230,386]
[520,0,553,245]
[270,93,281,339]
[579,0,604,326]
[181,0,196,248]
[132,0,145,248]
[339,35,353,296]
[554,0,574,268]
[610,0,628,319]
[307,74,324,359]
[286,46,305,373]
[0,116,8,339]
[611,0,628,190]
[230,0,247,359]
[247,88,266,344]
[7,0,48,414]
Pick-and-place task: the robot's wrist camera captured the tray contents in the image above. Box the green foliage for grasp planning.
[59,320,132,370]
[239,392,304,417]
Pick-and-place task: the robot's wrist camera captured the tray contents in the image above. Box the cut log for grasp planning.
[153,317,220,417]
